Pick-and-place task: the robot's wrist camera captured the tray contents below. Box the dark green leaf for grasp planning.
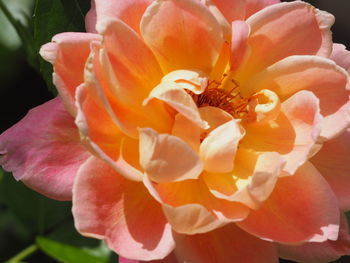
[0,170,71,234]
[36,236,108,263]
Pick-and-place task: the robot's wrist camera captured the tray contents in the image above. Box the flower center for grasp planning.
[189,74,250,119]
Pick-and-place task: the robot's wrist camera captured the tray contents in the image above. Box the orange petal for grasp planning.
[72,156,175,261]
[174,223,278,263]
[93,0,152,34]
[140,0,224,74]
[139,128,203,183]
[247,55,350,140]
[143,177,249,235]
[203,151,285,209]
[237,162,340,244]
[236,1,334,79]
[200,120,245,173]
[242,91,322,175]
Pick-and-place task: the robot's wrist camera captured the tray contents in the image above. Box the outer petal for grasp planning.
[237,162,340,244]
[39,33,101,115]
[0,98,90,200]
[247,55,350,140]
[278,213,350,263]
[330,43,350,73]
[174,223,278,263]
[72,156,175,261]
[93,0,153,34]
[237,1,334,79]
[139,128,203,183]
[85,0,97,33]
[311,129,350,211]
[242,91,322,175]
[244,0,280,19]
[140,0,224,74]
[119,253,177,263]
[200,120,244,173]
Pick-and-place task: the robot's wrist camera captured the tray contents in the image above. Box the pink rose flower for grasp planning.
[1,0,350,262]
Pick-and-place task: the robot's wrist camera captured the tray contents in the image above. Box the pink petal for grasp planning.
[72,156,175,261]
[140,0,224,74]
[200,120,245,173]
[236,1,334,79]
[230,20,250,72]
[330,43,350,73]
[242,91,322,175]
[244,0,280,19]
[119,252,177,263]
[237,162,340,243]
[139,128,203,183]
[210,0,246,22]
[143,177,249,235]
[247,55,350,140]
[0,98,90,200]
[85,0,97,33]
[174,223,278,263]
[278,213,350,263]
[311,129,350,211]
[39,33,101,115]
[93,0,152,34]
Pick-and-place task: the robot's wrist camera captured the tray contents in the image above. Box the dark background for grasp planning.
[0,0,349,262]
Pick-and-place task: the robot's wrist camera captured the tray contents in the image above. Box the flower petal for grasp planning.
[278,213,350,263]
[230,20,250,72]
[75,84,143,182]
[203,151,285,210]
[200,120,245,173]
[174,223,278,263]
[311,129,350,211]
[72,156,175,261]
[244,0,280,19]
[237,1,334,79]
[93,0,152,34]
[237,162,340,243]
[85,0,97,33]
[39,33,101,115]
[140,0,224,74]
[242,90,322,175]
[0,98,90,200]
[139,128,203,183]
[330,43,350,73]
[247,55,350,140]
[143,176,249,235]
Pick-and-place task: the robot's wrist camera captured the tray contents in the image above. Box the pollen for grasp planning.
[189,74,249,119]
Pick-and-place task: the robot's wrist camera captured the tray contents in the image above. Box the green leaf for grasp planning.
[36,236,108,263]
[33,0,91,94]
[0,170,71,234]
[345,211,350,230]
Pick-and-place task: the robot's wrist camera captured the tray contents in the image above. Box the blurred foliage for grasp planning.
[0,0,350,262]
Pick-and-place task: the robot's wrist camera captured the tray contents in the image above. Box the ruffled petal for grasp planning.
[236,1,334,79]
[93,0,152,34]
[311,129,350,211]
[237,162,340,244]
[278,213,350,263]
[0,98,90,200]
[174,223,278,263]
[140,0,224,74]
[39,33,101,115]
[72,156,175,261]
[139,128,203,183]
[242,90,322,175]
[247,55,350,140]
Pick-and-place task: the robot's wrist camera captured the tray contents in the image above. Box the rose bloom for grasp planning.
[1,0,350,262]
